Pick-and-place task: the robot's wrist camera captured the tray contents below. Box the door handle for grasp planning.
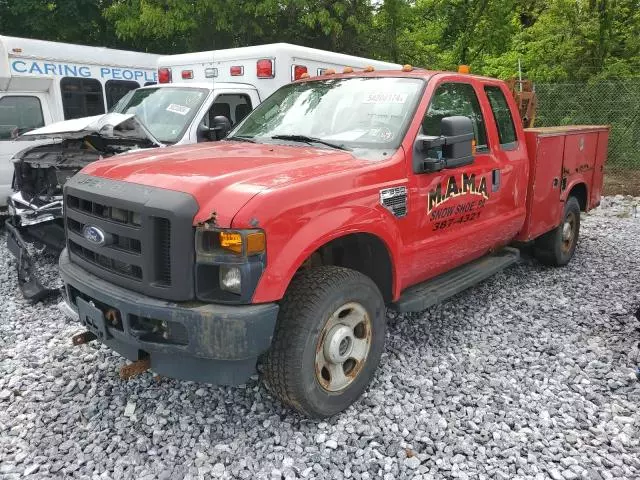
[492,169,500,192]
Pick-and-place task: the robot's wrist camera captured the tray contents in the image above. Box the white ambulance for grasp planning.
[153,43,401,131]
[0,35,160,206]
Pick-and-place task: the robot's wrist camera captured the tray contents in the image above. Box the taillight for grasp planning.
[257,59,274,78]
[293,65,307,80]
[181,70,193,79]
[230,65,244,76]
[158,67,172,83]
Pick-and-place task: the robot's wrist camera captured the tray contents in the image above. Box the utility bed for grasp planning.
[516,125,609,242]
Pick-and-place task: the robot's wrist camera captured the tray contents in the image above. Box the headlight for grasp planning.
[219,266,242,294]
[194,226,266,303]
[197,227,265,256]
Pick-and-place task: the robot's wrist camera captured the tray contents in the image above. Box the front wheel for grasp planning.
[534,196,581,266]
[263,266,386,418]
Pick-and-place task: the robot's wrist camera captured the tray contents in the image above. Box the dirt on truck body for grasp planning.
[58,67,608,417]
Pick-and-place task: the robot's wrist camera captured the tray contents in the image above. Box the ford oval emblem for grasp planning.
[83,225,106,246]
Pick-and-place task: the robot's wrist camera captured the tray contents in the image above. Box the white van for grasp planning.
[0,35,160,206]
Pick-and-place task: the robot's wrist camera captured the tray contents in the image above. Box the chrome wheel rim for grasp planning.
[315,302,372,392]
[561,212,577,253]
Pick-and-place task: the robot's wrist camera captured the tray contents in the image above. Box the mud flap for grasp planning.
[5,219,60,302]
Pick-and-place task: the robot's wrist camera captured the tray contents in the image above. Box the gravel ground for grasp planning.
[1,196,639,480]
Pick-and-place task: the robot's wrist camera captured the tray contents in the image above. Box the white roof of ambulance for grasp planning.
[158,43,400,70]
[0,36,160,69]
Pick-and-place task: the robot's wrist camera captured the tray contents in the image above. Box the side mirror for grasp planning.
[211,115,231,140]
[413,116,475,174]
[198,115,232,142]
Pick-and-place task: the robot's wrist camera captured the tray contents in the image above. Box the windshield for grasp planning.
[231,77,424,151]
[111,87,208,143]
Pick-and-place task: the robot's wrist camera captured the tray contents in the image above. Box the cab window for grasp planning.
[61,78,105,119]
[105,80,139,110]
[422,82,488,151]
[485,86,517,147]
[0,96,45,140]
[205,94,253,128]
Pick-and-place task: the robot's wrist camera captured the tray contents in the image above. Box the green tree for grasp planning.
[0,0,128,49]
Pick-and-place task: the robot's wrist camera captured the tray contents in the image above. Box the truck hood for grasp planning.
[82,141,372,226]
[19,113,162,146]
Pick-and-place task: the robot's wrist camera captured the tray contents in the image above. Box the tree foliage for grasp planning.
[1,0,640,81]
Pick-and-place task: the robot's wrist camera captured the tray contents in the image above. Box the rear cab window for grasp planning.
[422,82,488,153]
[0,96,45,140]
[61,77,105,119]
[485,85,518,149]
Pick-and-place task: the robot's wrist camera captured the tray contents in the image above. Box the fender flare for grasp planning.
[252,206,402,303]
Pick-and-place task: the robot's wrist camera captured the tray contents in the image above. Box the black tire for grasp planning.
[263,266,386,418]
[534,196,581,266]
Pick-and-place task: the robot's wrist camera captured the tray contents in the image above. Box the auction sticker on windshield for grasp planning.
[166,104,191,115]
[363,92,408,104]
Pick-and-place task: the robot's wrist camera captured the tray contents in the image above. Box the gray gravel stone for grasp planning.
[0,196,639,479]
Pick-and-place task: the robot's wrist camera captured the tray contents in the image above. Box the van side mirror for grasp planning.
[211,115,231,139]
[413,116,475,173]
[198,115,232,142]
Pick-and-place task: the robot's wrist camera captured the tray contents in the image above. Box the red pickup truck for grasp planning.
[59,68,608,418]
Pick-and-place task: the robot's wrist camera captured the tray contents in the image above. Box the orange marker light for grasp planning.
[343,66,354,73]
[363,66,375,72]
[458,65,471,74]
[300,72,310,79]
[220,232,243,254]
[324,68,336,75]
[246,232,266,255]
[402,64,413,72]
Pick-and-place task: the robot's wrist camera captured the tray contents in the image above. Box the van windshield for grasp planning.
[230,77,424,150]
[111,87,208,144]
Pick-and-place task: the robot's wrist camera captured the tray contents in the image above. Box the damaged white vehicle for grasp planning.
[5,83,246,300]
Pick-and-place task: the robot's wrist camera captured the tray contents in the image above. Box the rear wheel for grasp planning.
[263,266,385,418]
[534,196,581,266]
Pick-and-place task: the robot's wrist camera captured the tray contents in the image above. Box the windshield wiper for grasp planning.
[271,134,350,151]
[227,135,257,143]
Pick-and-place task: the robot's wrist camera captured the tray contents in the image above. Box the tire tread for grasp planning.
[263,266,379,417]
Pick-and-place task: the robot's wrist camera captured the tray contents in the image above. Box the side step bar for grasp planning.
[392,247,520,313]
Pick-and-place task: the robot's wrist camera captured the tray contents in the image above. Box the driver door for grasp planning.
[405,79,503,284]
[190,91,259,143]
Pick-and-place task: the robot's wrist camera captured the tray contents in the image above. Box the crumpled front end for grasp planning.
[6,135,151,301]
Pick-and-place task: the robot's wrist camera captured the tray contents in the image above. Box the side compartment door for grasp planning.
[404,79,504,284]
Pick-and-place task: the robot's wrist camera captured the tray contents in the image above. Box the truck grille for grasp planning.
[63,174,198,301]
[69,240,143,280]
[154,218,172,286]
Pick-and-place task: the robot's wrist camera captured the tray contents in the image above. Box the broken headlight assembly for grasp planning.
[194,227,266,303]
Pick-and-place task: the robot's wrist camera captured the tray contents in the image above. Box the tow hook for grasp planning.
[71,331,97,346]
[119,358,151,380]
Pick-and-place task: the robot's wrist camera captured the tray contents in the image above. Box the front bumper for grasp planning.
[59,249,279,385]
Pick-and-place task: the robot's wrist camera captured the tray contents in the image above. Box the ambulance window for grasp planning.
[422,82,488,151]
[0,96,45,140]
[144,82,156,86]
[60,78,105,119]
[207,94,253,127]
[485,86,517,147]
[105,80,140,109]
